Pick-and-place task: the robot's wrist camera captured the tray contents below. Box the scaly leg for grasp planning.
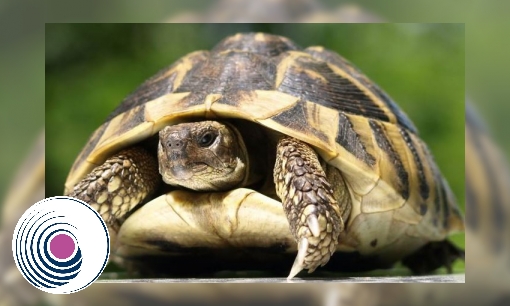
[66,147,159,247]
[274,136,344,279]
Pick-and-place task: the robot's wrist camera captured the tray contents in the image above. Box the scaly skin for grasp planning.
[274,136,344,279]
[66,147,159,246]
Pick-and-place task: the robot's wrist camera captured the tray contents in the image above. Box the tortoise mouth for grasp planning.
[162,162,210,181]
[170,162,209,178]
[188,162,208,171]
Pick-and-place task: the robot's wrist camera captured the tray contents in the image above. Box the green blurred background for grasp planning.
[46,23,464,274]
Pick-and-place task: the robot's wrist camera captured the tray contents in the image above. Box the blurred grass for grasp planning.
[46,23,465,274]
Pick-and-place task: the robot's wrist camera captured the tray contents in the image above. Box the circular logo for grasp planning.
[12,196,109,294]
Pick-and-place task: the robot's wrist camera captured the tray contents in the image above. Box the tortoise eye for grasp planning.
[198,132,216,147]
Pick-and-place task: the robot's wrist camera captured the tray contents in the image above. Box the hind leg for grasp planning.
[402,240,465,274]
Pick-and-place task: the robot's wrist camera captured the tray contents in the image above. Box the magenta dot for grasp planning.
[49,234,75,259]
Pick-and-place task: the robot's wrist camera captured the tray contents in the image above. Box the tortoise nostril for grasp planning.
[167,136,186,150]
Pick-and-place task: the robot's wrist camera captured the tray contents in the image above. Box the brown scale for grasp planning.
[274,136,343,278]
[66,147,159,236]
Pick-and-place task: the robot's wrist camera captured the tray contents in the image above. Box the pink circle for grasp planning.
[49,234,75,259]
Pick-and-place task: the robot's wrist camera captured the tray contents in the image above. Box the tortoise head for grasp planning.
[157,121,248,191]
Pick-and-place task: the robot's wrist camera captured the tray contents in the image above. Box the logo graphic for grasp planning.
[12,196,109,294]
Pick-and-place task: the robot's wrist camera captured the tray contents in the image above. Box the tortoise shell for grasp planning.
[65,32,463,266]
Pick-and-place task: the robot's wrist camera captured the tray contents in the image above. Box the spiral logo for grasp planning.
[12,196,109,294]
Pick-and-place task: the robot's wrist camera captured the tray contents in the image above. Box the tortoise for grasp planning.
[64,32,464,279]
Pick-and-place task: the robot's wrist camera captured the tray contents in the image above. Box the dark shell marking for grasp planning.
[369,119,410,200]
[174,51,276,107]
[400,128,430,200]
[271,99,329,144]
[336,113,376,167]
[276,54,391,122]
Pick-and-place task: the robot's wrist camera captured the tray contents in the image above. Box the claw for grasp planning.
[288,237,308,280]
[307,214,320,237]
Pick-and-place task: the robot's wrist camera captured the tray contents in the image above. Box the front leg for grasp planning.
[274,136,344,279]
[66,147,159,247]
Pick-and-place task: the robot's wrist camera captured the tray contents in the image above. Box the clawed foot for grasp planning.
[288,206,343,279]
[274,137,344,279]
